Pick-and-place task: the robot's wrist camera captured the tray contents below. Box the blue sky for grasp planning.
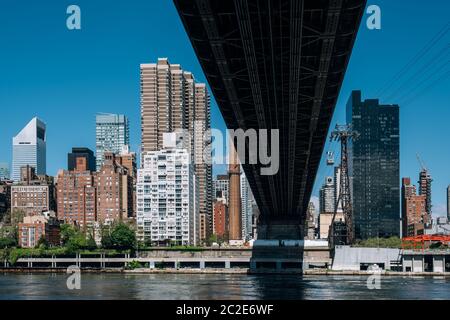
[0,1,449,216]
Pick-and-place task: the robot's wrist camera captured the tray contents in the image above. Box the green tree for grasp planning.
[109,223,136,250]
[85,234,97,251]
[0,237,16,249]
[60,224,96,253]
[0,209,11,224]
[205,234,218,247]
[355,236,402,248]
[37,235,48,249]
[0,224,18,249]
[101,224,113,248]
[10,209,25,228]
[60,224,77,246]
[65,232,86,253]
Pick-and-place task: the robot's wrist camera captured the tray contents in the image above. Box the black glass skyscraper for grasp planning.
[347,91,400,240]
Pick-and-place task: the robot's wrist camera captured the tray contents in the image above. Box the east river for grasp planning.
[1,273,450,300]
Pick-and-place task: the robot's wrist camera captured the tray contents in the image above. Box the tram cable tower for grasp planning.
[328,124,359,246]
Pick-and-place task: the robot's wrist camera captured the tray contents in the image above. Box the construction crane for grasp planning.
[416,153,428,172]
[328,124,359,246]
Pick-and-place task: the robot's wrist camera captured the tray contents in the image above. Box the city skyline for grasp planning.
[1,1,450,216]
[2,0,450,303]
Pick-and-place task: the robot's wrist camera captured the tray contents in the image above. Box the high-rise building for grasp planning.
[140,58,212,241]
[418,169,432,222]
[117,145,137,179]
[0,163,9,180]
[305,202,316,240]
[228,145,241,241]
[318,176,339,240]
[116,146,137,217]
[347,91,400,239]
[96,152,134,223]
[12,117,46,182]
[19,165,36,185]
[193,83,213,240]
[68,148,96,172]
[136,133,197,245]
[401,177,427,237]
[56,159,97,227]
[334,166,343,213]
[240,172,254,241]
[319,177,335,214]
[59,150,134,227]
[11,185,52,217]
[213,174,229,204]
[319,212,345,240]
[95,113,129,171]
[10,166,55,217]
[213,192,228,238]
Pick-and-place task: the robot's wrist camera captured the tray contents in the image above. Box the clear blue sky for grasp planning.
[0,1,449,216]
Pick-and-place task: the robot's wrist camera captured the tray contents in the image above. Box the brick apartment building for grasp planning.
[96,152,134,223]
[57,157,97,227]
[0,180,12,217]
[57,152,134,227]
[18,213,61,248]
[213,200,228,238]
[402,177,428,237]
[10,165,55,217]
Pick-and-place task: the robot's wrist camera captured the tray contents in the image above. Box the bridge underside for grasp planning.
[174,0,366,239]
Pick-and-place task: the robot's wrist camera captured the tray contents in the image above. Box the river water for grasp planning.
[1,273,450,300]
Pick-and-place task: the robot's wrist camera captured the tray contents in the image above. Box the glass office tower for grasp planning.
[347,91,400,240]
[95,113,129,171]
[12,117,46,182]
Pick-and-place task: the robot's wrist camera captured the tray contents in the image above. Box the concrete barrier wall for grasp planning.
[332,246,401,271]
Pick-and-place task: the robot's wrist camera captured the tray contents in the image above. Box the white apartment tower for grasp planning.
[319,176,335,214]
[240,172,254,241]
[12,117,46,182]
[136,133,198,245]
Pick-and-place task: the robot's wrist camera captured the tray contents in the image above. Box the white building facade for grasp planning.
[319,176,335,214]
[137,140,197,246]
[213,175,229,203]
[12,117,46,182]
[240,172,254,241]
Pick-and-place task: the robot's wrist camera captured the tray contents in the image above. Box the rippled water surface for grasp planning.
[1,273,450,300]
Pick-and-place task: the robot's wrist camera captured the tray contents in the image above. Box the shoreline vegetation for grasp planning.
[0,211,233,266]
[0,217,211,266]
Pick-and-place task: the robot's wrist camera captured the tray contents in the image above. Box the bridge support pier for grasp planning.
[250,220,304,274]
